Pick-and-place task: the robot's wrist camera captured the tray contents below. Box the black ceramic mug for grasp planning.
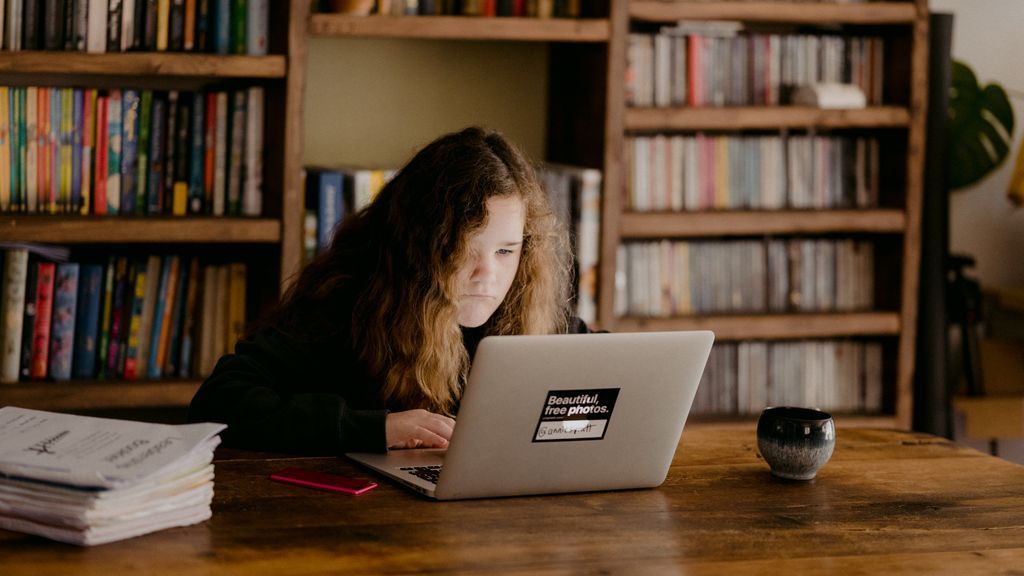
[756,407,836,480]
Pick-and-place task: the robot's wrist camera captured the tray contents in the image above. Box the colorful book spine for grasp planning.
[80,89,95,216]
[246,0,268,55]
[212,91,227,216]
[162,91,178,214]
[148,255,177,379]
[171,92,191,216]
[25,86,37,213]
[188,92,206,214]
[203,91,217,213]
[60,89,73,213]
[156,0,171,51]
[136,90,152,215]
[30,261,56,380]
[212,0,230,54]
[18,258,39,380]
[0,249,29,384]
[93,93,109,215]
[163,254,190,376]
[135,255,162,378]
[48,262,80,381]
[226,89,246,215]
[121,89,141,214]
[106,90,123,215]
[230,0,246,55]
[123,259,148,380]
[72,263,104,379]
[106,257,129,378]
[178,257,201,377]
[71,88,83,213]
[147,92,166,214]
[95,256,116,379]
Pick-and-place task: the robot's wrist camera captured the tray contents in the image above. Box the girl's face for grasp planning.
[455,195,525,328]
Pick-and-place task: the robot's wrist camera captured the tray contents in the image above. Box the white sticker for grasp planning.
[533,389,619,442]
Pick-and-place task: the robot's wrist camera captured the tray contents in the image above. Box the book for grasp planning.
[134,255,161,378]
[47,262,80,381]
[229,0,245,54]
[121,89,141,214]
[187,91,205,214]
[148,255,179,379]
[107,0,124,51]
[147,92,166,214]
[86,0,108,53]
[304,167,344,253]
[226,262,245,353]
[242,86,262,216]
[29,261,56,380]
[0,406,225,546]
[105,257,129,379]
[136,90,152,214]
[196,263,217,376]
[0,248,29,384]
[225,89,245,215]
[71,263,104,379]
[122,258,148,380]
[177,257,201,377]
[95,255,116,379]
[163,254,190,376]
[171,91,191,215]
[246,0,267,55]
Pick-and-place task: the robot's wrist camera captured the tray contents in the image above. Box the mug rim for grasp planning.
[759,406,833,423]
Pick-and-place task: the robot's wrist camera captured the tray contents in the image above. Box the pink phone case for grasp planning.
[270,467,378,495]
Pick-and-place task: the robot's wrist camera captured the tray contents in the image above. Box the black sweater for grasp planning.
[188,314,591,455]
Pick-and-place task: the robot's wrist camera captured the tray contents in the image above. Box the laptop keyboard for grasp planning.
[400,465,443,484]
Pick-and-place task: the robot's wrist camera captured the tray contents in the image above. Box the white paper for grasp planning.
[0,407,225,489]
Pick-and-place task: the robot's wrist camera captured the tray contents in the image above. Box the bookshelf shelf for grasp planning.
[629,1,919,25]
[620,210,907,238]
[598,0,928,428]
[0,217,282,243]
[625,106,912,132]
[308,14,611,42]
[614,312,901,340]
[0,52,287,79]
[0,380,202,411]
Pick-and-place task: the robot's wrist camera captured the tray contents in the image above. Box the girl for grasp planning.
[188,127,591,454]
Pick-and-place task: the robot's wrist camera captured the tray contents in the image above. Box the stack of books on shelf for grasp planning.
[626,21,885,108]
[0,406,225,546]
[303,165,397,260]
[626,133,880,211]
[0,243,247,384]
[1,0,269,54]
[0,86,263,217]
[615,238,874,318]
[693,339,883,417]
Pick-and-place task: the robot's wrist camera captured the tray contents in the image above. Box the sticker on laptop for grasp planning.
[533,388,620,442]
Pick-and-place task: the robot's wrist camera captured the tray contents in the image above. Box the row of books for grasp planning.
[536,164,601,325]
[303,162,605,324]
[692,339,884,416]
[0,86,263,216]
[626,24,885,108]
[627,134,880,212]
[343,0,586,17]
[615,239,874,317]
[0,246,247,383]
[1,0,269,54]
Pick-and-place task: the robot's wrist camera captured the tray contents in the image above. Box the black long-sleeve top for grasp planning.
[188,307,591,455]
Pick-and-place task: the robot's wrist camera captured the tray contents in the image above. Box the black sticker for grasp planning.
[532,388,620,442]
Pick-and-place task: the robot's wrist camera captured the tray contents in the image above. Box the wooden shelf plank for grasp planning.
[0,380,201,411]
[0,217,281,243]
[630,1,918,24]
[614,312,901,340]
[309,14,610,42]
[620,210,906,238]
[0,52,287,78]
[625,106,911,131]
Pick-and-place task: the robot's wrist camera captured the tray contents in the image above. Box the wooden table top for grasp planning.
[3,426,1024,575]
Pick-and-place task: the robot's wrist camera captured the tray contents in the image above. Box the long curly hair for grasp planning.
[274,127,572,414]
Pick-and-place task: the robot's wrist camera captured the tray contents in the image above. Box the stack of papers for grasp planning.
[0,406,226,546]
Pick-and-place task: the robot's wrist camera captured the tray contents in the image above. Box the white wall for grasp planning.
[931,0,1024,289]
[931,0,1024,464]
[303,37,549,169]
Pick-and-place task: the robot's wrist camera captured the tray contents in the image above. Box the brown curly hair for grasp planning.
[273,127,572,415]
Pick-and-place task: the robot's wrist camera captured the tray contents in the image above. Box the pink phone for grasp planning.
[269,467,378,495]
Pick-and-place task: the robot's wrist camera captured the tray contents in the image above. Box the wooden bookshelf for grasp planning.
[309,14,610,42]
[599,1,929,429]
[0,3,309,416]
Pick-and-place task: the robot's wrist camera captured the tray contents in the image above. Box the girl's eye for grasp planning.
[497,248,515,256]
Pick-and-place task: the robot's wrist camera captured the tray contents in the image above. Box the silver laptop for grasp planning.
[346,330,714,500]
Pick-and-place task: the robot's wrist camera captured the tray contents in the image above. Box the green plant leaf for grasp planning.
[948,60,1015,190]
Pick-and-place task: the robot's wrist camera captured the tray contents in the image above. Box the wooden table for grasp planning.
[3,427,1024,575]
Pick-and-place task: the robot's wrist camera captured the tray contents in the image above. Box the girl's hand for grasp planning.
[385,409,455,450]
